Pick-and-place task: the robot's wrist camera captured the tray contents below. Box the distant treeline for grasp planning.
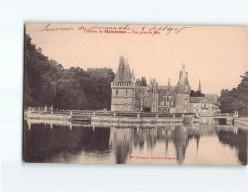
[219,71,248,116]
[24,34,115,110]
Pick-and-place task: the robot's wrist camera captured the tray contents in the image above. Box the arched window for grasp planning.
[116,90,118,95]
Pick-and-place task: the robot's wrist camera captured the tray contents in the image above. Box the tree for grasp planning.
[24,33,115,110]
[219,89,234,113]
[24,34,62,107]
[219,71,248,116]
[190,90,205,97]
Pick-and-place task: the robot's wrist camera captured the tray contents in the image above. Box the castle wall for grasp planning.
[175,93,190,113]
[190,97,220,116]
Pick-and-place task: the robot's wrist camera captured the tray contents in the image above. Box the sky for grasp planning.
[26,23,248,94]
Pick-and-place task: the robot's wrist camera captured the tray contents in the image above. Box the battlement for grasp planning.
[111,82,135,88]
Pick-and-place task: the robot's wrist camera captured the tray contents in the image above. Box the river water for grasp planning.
[23,120,247,166]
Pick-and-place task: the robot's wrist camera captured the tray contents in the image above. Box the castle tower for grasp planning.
[111,56,135,111]
[198,78,202,93]
[175,64,191,113]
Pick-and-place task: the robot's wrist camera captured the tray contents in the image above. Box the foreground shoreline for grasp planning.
[24,112,185,124]
[233,118,248,129]
[24,112,248,128]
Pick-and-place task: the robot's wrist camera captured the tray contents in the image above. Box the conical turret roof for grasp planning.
[176,64,191,93]
[113,56,132,83]
[177,64,190,86]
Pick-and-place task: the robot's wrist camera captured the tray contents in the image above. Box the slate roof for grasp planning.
[113,56,132,83]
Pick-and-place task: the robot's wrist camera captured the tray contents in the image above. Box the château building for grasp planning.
[111,56,220,116]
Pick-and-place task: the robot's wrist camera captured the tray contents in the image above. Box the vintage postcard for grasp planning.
[24,23,248,165]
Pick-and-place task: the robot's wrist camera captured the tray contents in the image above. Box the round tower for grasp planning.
[175,64,191,113]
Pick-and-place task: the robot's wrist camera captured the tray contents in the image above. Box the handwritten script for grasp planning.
[37,23,194,36]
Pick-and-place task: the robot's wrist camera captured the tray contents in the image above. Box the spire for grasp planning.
[198,79,202,93]
[113,56,132,83]
[168,78,171,88]
[131,68,135,83]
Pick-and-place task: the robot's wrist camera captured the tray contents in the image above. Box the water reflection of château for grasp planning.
[24,120,247,165]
